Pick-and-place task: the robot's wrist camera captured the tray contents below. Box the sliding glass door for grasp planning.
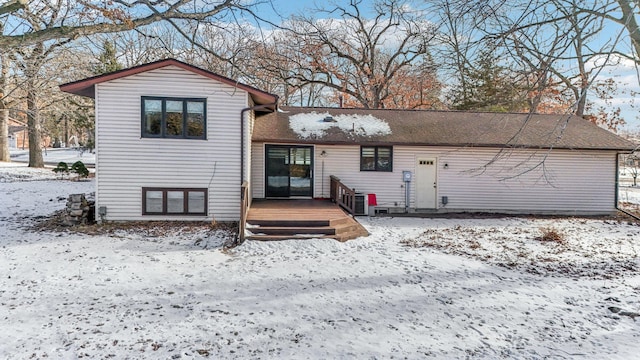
[265,145,313,198]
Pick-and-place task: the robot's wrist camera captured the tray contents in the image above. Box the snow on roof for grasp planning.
[289,111,391,139]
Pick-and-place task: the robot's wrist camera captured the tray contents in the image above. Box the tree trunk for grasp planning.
[27,80,43,168]
[618,0,640,63]
[0,102,8,162]
[0,55,9,162]
[575,87,588,117]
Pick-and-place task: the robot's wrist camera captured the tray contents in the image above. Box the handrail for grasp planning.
[238,181,250,244]
[330,175,355,214]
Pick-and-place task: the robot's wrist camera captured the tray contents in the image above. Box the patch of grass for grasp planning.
[536,227,565,243]
[32,210,236,236]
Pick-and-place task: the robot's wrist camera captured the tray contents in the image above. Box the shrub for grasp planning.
[536,227,564,243]
[52,162,69,177]
[71,161,89,179]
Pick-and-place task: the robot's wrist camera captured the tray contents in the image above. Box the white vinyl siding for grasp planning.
[95,65,248,221]
[430,147,616,214]
[251,142,266,198]
[251,143,617,215]
[314,145,404,206]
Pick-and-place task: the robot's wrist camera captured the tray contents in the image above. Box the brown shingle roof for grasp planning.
[253,107,637,151]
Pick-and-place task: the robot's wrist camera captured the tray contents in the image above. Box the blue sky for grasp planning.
[250,0,640,132]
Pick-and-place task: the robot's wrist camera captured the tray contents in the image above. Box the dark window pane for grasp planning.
[142,97,205,139]
[166,100,183,136]
[145,191,163,213]
[144,100,162,135]
[377,147,392,171]
[188,191,205,213]
[186,101,205,137]
[167,191,184,213]
[361,147,376,170]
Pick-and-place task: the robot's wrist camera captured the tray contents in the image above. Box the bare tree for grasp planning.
[240,28,332,106]
[438,0,631,131]
[630,157,639,187]
[0,54,9,162]
[277,0,440,109]
[1,0,260,166]
[0,0,244,50]
[13,42,69,167]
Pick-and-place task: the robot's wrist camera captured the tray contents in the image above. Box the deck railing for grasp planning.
[330,175,355,215]
[238,181,250,244]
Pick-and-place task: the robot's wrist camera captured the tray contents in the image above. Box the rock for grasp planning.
[69,194,84,203]
[62,194,94,225]
[619,310,640,320]
[608,306,639,320]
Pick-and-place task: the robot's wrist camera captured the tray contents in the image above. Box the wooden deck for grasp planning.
[245,199,369,241]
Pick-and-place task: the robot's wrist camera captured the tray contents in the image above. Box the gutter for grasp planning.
[240,101,278,185]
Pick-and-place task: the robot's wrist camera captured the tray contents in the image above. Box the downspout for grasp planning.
[239,101,278,185]
[615,151,640,221]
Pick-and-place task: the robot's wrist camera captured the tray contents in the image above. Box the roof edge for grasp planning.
[250,138,635,152]
[59,58,278,105]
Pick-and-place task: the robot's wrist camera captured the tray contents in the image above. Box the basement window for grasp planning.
[141,97,206,139]
[142,188,207,215]
[360,146,393,172]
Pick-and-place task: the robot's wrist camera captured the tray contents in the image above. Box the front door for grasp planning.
[416,158,437,208]
[266,145,313,198]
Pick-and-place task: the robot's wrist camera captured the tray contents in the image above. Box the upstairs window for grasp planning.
[142,97,206,139]
[360,146,393,172]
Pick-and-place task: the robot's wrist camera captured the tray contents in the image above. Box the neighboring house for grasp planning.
[8,117,28,149]
[60,59,636,222]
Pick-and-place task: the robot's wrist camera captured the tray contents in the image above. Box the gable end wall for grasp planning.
[95,66,248,221]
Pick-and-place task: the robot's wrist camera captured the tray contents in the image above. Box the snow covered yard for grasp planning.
[1,163,640,359]
[619,186,640,215]
[10,148,95,166]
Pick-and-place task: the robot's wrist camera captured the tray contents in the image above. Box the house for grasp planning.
[60,59,636,225]
[8,117,28,149]
[253,107,636,215]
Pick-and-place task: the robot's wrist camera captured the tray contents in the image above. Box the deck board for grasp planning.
[247,199,349,221]
[246,199,369,241]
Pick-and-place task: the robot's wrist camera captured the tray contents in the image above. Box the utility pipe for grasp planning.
[239,101,278,185]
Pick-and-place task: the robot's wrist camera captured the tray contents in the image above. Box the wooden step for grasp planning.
[328,217,353,227]
[332,223,362,235]
[247,219,331,227]
[246,216,354,228]
[245,221,369,242]
[332,227,370,242]
[248,226,337,236]
[245,199,369,242]
[246,234,332,241]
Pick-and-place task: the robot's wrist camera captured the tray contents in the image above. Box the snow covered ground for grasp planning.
[10,148,95,166]
[619,185,640,204]
[1,163,640,359]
